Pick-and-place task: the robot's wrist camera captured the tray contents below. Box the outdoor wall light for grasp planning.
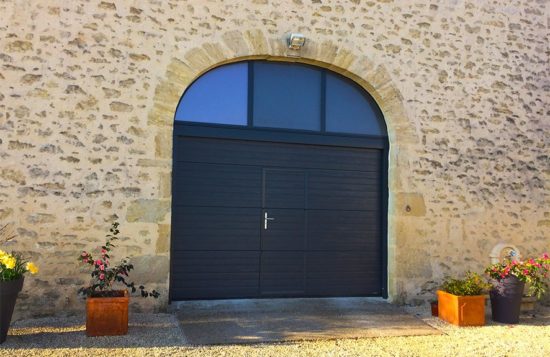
[287,33,306,50]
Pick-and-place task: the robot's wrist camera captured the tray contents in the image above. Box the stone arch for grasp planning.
[149,29,419,301]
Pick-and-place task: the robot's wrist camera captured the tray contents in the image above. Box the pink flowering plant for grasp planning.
[485,253,550,299]
[78,222,159,298]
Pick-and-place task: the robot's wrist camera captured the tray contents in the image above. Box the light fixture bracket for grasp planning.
[287,33,306,50]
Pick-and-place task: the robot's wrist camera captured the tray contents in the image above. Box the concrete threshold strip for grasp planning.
[173,297,442,345]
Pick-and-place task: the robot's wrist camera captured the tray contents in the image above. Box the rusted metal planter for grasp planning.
[437,290,485,326]
[86,290,129,337]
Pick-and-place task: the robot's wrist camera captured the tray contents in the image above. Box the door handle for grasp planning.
[264,212,275,230]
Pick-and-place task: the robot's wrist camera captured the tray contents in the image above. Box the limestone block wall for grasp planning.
[0,0,548,317]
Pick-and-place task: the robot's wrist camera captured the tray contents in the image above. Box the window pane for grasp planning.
[326,73,384,136]
[253,62,321,131]
[175,62,247,125]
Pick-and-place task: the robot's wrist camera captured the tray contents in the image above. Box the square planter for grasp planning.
[86,290,129,337]
[437,290,485,326]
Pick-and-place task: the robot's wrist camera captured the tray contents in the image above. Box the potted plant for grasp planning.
[0,247,39,343]
[430,300,438,317]
[78,221,159,337]
[437,272,491,326]
[485,252,550,324]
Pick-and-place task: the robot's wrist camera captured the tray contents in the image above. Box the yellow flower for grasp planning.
[3,256,16,269]
[0,253,10,266]
[0,249,6,259]
[26,262,39,274]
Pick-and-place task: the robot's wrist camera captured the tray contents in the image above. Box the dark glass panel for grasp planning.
[326,73,384,136]
[253,62,321,131]
[175,62,247,125]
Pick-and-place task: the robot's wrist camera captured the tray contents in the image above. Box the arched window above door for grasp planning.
[175,61,386,137]
[175,62,248,125]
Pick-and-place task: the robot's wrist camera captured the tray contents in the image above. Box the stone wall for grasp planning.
[0,0,548,317]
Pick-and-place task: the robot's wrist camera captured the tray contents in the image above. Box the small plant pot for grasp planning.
[86,290,129,337]
[437,290,485,326]
[430,301,438,317]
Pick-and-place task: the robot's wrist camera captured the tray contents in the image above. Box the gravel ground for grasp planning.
[0,306,549,357]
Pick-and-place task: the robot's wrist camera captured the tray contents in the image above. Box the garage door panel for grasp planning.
[171,261,258,273]
[172,251,260,272]
[172,162,262,207]
[175,137,381,172]
[306,252,381,274]
[171,251,259,299]
[307,210,381,251]
[172,287,259,299]
[306,274,381,286]
[308,170,381,210]
[175,275,259,288]
[261,209,305,250]
[260,252,305,295]
[171,136,385,300]
[172,206,260,250]
[308,169,381,182]
[264,169,305,208]
[306,252,381,296]
[306,281,380,296]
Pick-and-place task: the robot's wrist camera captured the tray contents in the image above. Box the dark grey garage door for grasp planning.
[171,136,384,299]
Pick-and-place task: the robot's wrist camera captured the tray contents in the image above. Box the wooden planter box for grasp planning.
[86,290,129,337]
[437,290,485,326]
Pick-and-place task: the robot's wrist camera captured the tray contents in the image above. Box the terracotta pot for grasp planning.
[0,277,24,344]
[86,290,129,337]
[437,290,485,326]
[430,301,438,317]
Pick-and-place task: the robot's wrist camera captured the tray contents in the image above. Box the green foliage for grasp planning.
[441,272,491,296]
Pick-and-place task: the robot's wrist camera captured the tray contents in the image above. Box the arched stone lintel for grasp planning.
[154,32,418,145]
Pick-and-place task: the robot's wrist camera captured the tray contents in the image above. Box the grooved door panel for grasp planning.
[261,209,305,251]
[260,252,305,296]
[306,210,380,251]
[175,137,381,171]
[307,170,380,210]
[173,162,262,207]
[306,251,382,296]
[171,251,260,299]
[263,169,306,209]
[171,206,260,251]
[171,135,384,300]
